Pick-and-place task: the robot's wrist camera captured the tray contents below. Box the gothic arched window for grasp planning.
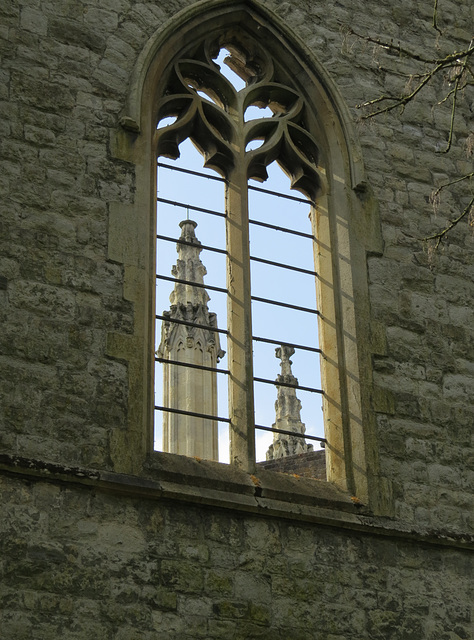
[114,3,383,507]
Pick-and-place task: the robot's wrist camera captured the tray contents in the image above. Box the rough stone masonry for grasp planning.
[0,0,473,638]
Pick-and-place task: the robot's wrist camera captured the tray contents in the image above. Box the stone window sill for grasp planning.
[143,452,363,525]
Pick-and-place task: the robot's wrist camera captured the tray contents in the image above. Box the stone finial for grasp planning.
[275,344,295,377]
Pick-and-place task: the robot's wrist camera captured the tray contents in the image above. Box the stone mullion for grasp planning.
[226,95,255,472]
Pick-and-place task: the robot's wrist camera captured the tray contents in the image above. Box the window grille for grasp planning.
[153,37,327,472]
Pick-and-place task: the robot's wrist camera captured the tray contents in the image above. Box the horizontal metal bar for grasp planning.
[157,161,225,183]
[157,161,315,205]
[252,335,322,354]
[156,314,229,335]
[251,295,319,315]
[155,405,231,423]
[249,217,314,240]
[253,376,324,394]
[158,235,317,278]
[255,424,326,444]
[250,254,318,277]
[249,183,314,206]
[157,196,226,219]
[155,409,325,443]
[156,357,229,375]
[156,273,228,295]
[157,234,228,256]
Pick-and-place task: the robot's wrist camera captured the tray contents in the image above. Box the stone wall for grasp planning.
[1,0,473,637]
[1,469,473,639]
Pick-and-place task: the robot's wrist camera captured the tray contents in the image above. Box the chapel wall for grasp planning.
[0,0,473,637]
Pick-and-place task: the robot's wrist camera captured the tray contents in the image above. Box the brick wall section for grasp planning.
[257,450,327,480]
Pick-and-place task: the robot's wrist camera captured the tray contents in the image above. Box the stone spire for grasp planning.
[157,220,225,461]
[266,345,313,460]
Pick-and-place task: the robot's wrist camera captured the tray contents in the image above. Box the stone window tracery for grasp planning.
[154,38,322,197]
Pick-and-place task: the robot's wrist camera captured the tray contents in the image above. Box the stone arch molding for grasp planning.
[110,0,388,511]
[120,0,366,191]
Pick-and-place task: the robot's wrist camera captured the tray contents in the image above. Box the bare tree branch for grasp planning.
[356,66,443,117]
[343,25,474,67]
[432,172,474,199]
[424,194,474,248]
[343,12,474,246]
[352,41,474,120]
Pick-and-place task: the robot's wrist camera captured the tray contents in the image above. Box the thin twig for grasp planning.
[357,66,442,117]
[432,0,442,35]
[439,73,461,153]
[424,195,474,247]
[344,25,474,66]
[357,50,473,119]
[432,172,474,199]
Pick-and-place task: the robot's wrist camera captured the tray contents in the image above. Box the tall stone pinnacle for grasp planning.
[266,345,313,460]
[157,220,225,461]
[169,220,210,308]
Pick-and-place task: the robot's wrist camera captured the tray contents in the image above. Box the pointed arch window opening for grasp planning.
[154,38,326,468]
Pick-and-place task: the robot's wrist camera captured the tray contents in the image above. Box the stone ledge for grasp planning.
[143,451,359,516]
[1,453,473,551]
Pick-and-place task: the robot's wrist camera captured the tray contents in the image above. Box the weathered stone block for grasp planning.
[48,17,105,55]
[160,559,204,594]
